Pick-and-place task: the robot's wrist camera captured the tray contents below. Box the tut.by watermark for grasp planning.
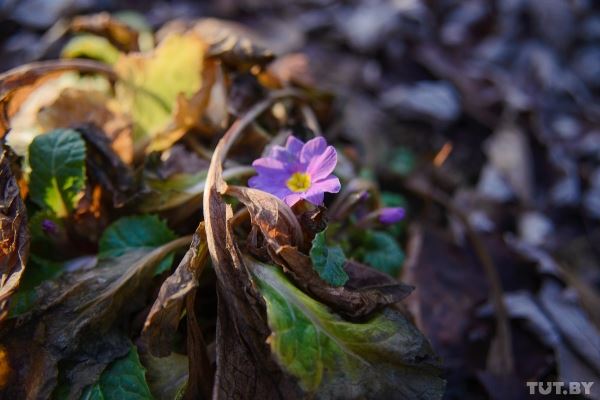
[526,381,594,395]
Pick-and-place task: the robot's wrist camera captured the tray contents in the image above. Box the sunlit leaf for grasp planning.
[29,129,86,217]
[6,72,112,159]
[140,171,208,212]
[139,166,253,213]
[250,259,445,399]
[309,228,348,287]
[62,34,121,65]
[114,33,205,142]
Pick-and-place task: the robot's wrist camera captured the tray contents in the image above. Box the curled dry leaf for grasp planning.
[202,96,304,399]
[275,246,411,318]
[70,12,140,52]
[261,53,316,89]
[37,88,133,164]
[143,223,208,357]
[0,59,117,137]
[158,17,275,70]
[185,284,214,400]
[226,185,304,248]
[76,124,137,207]
[191,18,275,71]
[0,146,29,322]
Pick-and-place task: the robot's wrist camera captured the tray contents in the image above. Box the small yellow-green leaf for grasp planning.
[61,34,121,65]
[114,33,205,142]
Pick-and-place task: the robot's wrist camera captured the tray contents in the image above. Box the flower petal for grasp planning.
[306,145,337,180]
[252,157,292,177]
[310,175,341,194]
[249,175,292,197]
[285,136,304,154]
[300,137,327,164]
[378,207,405,224]
[283,193,303,206]
[270,145,288,159]
[299,175,341,206]
[301,191,324,205]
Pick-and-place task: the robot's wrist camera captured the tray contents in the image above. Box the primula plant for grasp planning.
[0,12,443,400]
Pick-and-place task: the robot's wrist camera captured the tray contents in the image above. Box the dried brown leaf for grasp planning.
[202,94,303,399]
[226,185,303,248]
[0,146,29,322]
[70,12,140,52]
[0,237,190,399]
[192,18,275,71]
[0,60,116,137]
[276,245,411,318]
[143,223,208,356]
[184,287,214,400]
[38,88,133,164]
[76,124,136,207]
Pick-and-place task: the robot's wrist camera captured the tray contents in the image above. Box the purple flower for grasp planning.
[249,136,341,206]
[378,207,405,224]
[41,219,58,235]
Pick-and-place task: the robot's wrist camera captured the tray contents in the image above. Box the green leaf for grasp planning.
[355,231,405,277]
[139,171,208,212]
[80,384,104,400]
[249,259,445,399]
[389,147,416,176]
[29,129,86,217]
[82,346,153,400]
[99,215,176,275]
[114,33,205,142]
[309,228,348,287]
[62,34,121,65]
[381,192,407,208]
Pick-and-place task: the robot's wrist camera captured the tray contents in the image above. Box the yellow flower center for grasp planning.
[286,172,312,192]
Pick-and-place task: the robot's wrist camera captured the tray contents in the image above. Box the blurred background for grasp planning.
[1,0,599,399]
